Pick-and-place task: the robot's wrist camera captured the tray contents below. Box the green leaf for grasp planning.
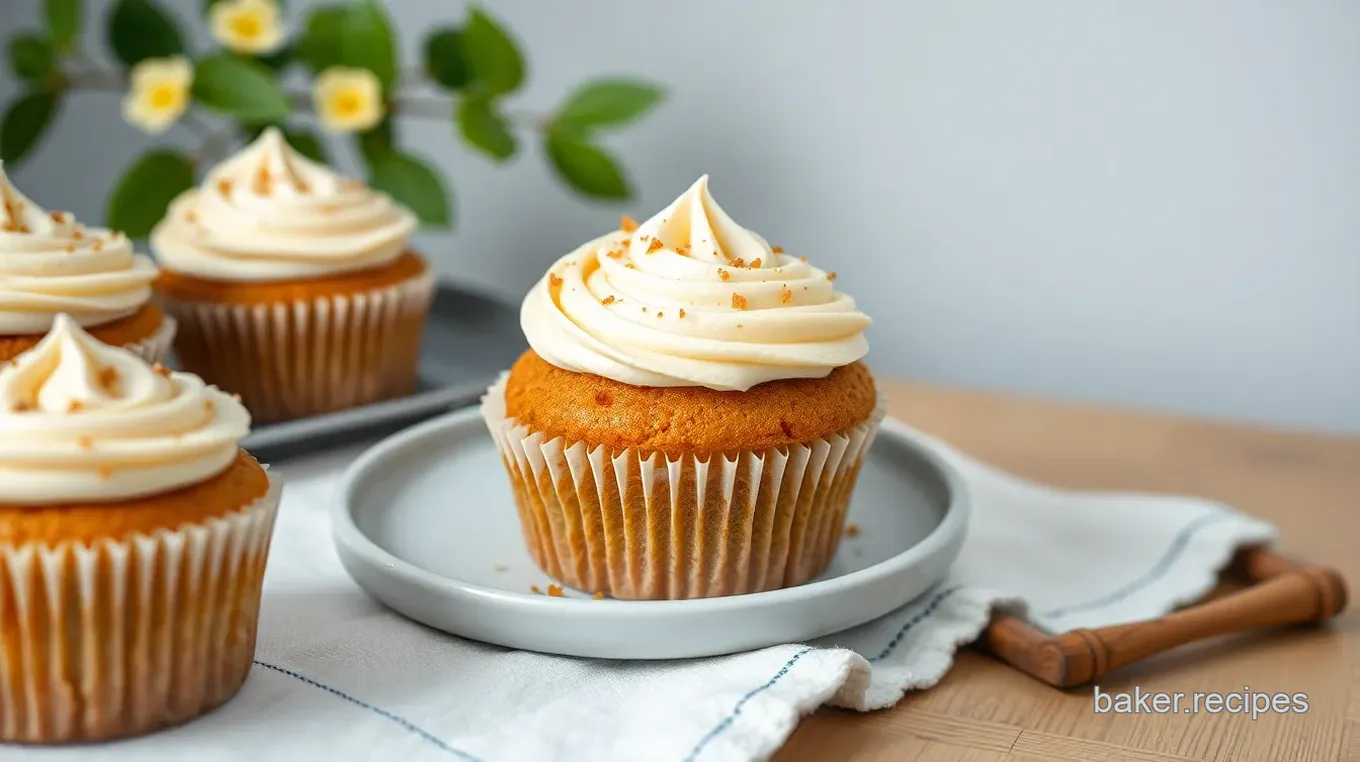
[457,94,516,162]
[192,55,290,122]
[203,0,286,12]
[8,36,56,82]
[259,44,295,72]
[0,91,61,166]
[45,0,82,53]
[341,0,398,90]
[107,0,185,67]
[423,28,470,90]
[462,6,524,95]
[369,152,452,228]
[544,130,630,200]
[106,149,195,239]
[282,128,328,164]
[357,117,394,166]
[555,79,664,131]
[296,5,346,73]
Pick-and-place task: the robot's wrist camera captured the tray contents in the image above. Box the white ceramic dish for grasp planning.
[332,407,970,659]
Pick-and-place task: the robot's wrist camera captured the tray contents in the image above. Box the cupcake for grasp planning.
[0,163,172,364]
[150,127,435,423]
[482,175,880,600]
[0,314,280,742]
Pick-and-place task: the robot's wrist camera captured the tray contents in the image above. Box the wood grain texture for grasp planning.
[773,380,1360,762]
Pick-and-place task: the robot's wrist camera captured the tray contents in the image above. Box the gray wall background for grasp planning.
[3,1,1358,433]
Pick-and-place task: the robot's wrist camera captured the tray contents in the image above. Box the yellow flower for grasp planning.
[313,67,386,133]
[121,56,193,135]
[210,0,286,55]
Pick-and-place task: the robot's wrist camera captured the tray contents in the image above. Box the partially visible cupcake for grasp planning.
[0,163,171,363]
[150,127,435,423]
[483,175,880,600]
[0,314,280,743]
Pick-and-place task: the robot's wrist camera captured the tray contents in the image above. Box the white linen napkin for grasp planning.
[12,420,1276,762]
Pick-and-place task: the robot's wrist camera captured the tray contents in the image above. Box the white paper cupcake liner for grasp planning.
[0,473,282,743]
[123,313,177,366]
[160,266,436,422]
[481,373,885,600]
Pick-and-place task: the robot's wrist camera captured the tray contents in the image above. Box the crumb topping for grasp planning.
[620,215,638,232]
[731,293,748,310]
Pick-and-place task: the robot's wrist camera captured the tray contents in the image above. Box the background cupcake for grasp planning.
[0,164,171,363]
[151,127,435,423]
[0,314,279,743]
[483,175,880,600]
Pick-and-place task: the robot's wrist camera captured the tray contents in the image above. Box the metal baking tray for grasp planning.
[239,281,524,461]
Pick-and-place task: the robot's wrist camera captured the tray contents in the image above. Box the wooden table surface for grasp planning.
[773,380,1360,762]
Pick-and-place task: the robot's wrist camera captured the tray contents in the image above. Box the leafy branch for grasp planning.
[0,0,666,237]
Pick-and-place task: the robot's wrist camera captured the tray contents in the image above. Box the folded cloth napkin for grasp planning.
[13,421,1276,762]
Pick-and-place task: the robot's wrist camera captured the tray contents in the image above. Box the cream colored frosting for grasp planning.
[150,127,417,282]
[520,175,871,391]
[0,314,251,504]
[0,163,158,334]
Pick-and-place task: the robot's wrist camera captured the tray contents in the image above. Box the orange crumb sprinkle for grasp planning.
[152,363,172,377]
[717,269,730,281]
[772,246,784,254]
[845,523,861,537]
[97,466,113,480]
[592,591,605,600]
[800,256,808,263]
[827,272,838,281]
[10,401,30,413]
[780,287,793,304]
[620,215,638,232]
[50,211,64,222]
[546,584,564,597]
[96,366,119,391]
[67,400,84,413]
[731,293,748,310]
[217,179,232,195]
[624,262,637,269]
[601,295,616,306]
[71,229,83,240]
[606,249,624,259]
[77,436,93,450]
[64,244,76,253]
[204,400,214,412]
[656,312,664,318]
[677,244,691,256]
[620,238,632,248]
[730,257,746,268]
[647,238,665,254]
[678,308,686,318]
[530,585,542,594]
[548,273,564,289]
[750,258,762,268]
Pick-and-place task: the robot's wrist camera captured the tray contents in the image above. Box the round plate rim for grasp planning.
[330,405,971,619]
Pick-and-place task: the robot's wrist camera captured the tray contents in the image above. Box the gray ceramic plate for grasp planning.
[239,282,524,460]
[331,408,971,659]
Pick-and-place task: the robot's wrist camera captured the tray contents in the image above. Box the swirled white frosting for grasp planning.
[0,163,158,334]
[0,314,251,504]
[521,175,871,391]
[150,127,417,282]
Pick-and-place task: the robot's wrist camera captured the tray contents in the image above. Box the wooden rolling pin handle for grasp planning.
[983,549,1348,688]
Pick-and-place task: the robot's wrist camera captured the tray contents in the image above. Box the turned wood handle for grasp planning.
[983,547,1348,688]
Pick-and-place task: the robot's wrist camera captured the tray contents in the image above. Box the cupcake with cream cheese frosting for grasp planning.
[150,127,435,423]
[0,163,172,364]
[482,175,880,600]
[0,314,280,743]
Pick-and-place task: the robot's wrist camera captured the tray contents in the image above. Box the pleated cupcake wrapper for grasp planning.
[121,314,176,366]
[160,267,437,423]
[0,474,282,743]
[481,374,885,600]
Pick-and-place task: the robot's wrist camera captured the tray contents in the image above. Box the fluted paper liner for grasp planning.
[481,374,884,600]
[122,313,176,366]
[160,267,436,423]
[0,474,282,743]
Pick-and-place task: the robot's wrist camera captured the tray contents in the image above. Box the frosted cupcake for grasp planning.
[0,163,171,363]
[0,314,280,742]
[151,127,435,423]
[482,175,880,600]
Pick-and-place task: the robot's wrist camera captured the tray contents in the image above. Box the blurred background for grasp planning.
[3,0,1357,434]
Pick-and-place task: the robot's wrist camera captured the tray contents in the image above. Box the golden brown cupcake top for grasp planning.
[504,349,877,454]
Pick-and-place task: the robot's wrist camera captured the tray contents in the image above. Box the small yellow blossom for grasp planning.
[210,0,286,55]
[121,56,193,135]
[313,67,385,133]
